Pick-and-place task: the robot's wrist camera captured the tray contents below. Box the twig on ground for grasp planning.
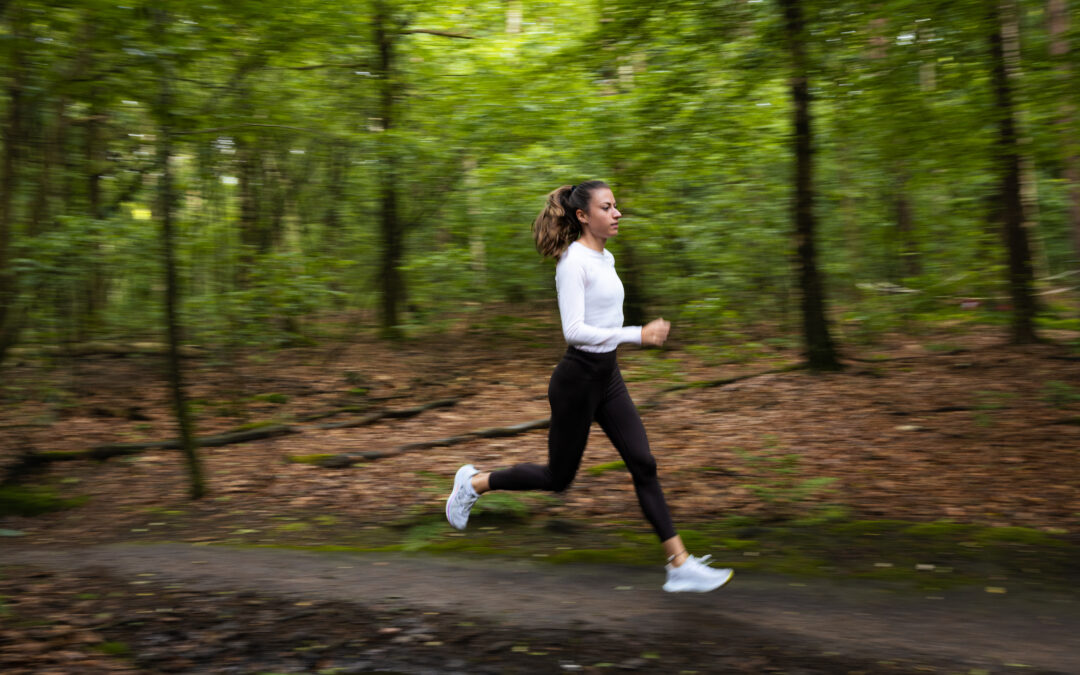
[314,398,460,430]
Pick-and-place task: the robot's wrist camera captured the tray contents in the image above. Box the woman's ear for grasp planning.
[576,209,587,225]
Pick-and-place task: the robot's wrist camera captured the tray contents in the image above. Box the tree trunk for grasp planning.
[266,147,286,252]
[83,11,108,327]
[0,5,26,364]
[323,143,346,250]
[780,0,841,371]
[152,7,206,499]
[1048,0,1080,269]
[618,234,647,328]
[375,1,404,336]
[506,0,522,34]
[895,171,920,279]
[30,99,62,238]
[1069,161,1080,269]
[83,98,109,338]
[236,137,262,287]
[989,0,1038,344]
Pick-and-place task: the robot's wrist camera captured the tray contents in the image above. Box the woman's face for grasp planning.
[577,187,621,242]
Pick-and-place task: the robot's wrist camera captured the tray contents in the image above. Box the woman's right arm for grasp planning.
[556,259,642,350]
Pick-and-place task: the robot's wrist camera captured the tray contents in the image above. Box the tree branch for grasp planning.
[173,124,335,138]
[274,61,372,71]
[402,29,475,39]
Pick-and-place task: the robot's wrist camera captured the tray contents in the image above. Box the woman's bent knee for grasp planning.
[630,457,658,484]
[548,471,575,493]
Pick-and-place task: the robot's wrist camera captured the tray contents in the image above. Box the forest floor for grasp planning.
[1,317,1079,673]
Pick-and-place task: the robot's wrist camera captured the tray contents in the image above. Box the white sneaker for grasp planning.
[662,554,733,593]
[446,464,480,530]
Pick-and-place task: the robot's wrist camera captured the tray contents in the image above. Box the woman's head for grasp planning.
[532,180,614,259]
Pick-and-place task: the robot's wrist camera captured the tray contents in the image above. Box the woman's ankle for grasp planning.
[666,550,689,567]
[661,535,688,567]
[470,472,490,494]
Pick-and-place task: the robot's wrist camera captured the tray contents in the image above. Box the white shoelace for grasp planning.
[458,485,478,510]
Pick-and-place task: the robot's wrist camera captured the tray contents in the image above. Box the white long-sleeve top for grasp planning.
[555,241,642,353]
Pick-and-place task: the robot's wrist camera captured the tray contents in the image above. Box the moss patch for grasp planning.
[0,485,87,517]
[286,453,339,465]
[206,514,1080,593]
[94,641,131,657]
[34,450,88,461]
[232,420,285,432]
[586,460,626,476]
[275,522,311,533]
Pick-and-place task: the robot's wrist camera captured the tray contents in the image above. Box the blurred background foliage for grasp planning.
[0,0,1078,358]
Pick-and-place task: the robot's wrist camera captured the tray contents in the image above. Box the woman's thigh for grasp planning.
[546,355,603,482]
[594,368,657,482]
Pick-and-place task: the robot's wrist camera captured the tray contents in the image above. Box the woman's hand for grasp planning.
[641,318,671,347]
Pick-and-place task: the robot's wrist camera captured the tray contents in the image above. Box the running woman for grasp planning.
[445,180,732,593]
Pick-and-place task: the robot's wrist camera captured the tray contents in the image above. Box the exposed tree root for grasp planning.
[2,398,465,481]
[642,363,806,408]
[308,365,807,467]
[313,398,460,430]
[7,342,206,359]
[307,418,551,467]
[6,363,804,477]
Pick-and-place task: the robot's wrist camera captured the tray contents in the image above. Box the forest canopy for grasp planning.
[1,0,1077,360]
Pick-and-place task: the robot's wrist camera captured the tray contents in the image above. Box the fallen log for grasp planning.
[294,392,424,422]
[305,365,810,467]
[7,341,206,359]
[3,398,465,481]
[314,398,460,430]
[20,424,298,466]
[644,363,805,406]
[306,418,551,467]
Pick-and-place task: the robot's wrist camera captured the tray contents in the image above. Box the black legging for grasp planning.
[488,346,677,542]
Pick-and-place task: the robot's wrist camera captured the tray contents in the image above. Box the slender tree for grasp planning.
[0,2,27,363]
[371,1,473,335]
[1048,0,1079,267]
[374,0,405,336]
[988,0,1039,344]
[779,0,841,370]
[150,4,205,499]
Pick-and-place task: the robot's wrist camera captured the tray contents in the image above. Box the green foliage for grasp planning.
[0,485,87,518]
[620,353,686,383]
[587,460,627,476]
[1,0,1077,357]
[94,641,132,657]
[735,442,838,521]
[1041,381,1080,409]
[275,522,310,532]
[972,390,1017,426]
[472,493,530,521]
[401,521,448,551]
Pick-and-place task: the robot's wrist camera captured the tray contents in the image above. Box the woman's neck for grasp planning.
[577,232,606,253]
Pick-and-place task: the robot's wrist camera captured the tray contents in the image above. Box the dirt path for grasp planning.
[3,543,1077,673]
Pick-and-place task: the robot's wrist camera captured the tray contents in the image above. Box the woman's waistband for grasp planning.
[566,345,618,362]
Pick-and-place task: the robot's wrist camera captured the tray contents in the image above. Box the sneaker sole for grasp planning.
[445,464,475,530]
[663,568,733,593]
